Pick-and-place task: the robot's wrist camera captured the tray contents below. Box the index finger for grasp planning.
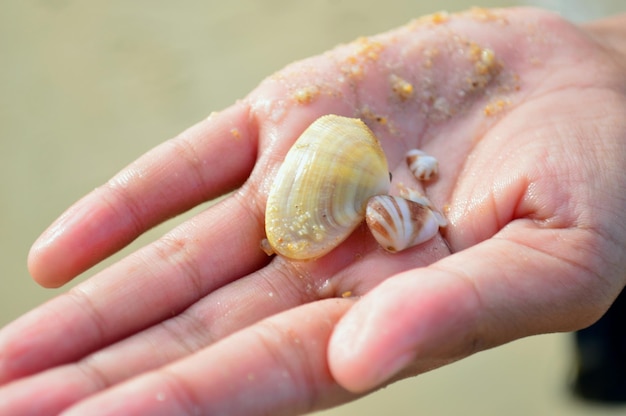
[28,102,258,288]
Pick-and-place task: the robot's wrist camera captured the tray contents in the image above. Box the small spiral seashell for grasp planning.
[265,114,390,260]
[365,195,443,253]
[406,149,438,181]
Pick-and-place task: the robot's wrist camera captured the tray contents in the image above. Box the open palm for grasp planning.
[2,7,625,415]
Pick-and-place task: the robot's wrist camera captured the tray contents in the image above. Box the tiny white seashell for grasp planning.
[406,149,438,181]
[397,186,448,227]
[398,186,433,208]
[265,114,390,260]
[365,195,443,253]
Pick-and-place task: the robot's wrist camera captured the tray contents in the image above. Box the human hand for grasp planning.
[2,7,626,415]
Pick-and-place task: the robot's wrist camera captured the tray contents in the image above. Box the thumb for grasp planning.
[328,265,479,393]
[327,228,615,393]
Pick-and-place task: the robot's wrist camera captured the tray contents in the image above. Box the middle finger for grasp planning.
[0,192,268,383]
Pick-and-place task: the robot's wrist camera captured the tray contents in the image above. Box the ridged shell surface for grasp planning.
[365,195,441,253]
[265,115,390,259]
[406,149,438,181]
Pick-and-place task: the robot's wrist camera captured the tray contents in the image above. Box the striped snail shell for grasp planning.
[365,195,445,253]
[406,149,439,181]
[264,114,390,260]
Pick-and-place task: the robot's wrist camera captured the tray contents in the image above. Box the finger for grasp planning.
[1,201,449,413]
[0,194,268,384]
[328,223,617,393]
[0,256,323,414]
[0,365,101,416]
[28,102,257,288]
[0,224,448,412]
[61,299,357,416]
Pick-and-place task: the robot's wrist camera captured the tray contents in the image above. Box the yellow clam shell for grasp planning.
[265,114,390,259]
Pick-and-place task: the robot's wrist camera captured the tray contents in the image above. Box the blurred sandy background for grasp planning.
[1,1,625,415]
